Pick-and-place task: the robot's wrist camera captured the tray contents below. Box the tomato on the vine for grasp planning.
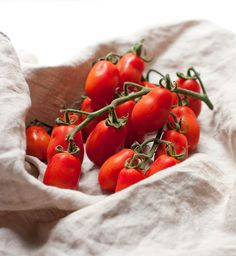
[131,87,173,134]
[43,152,81,190]
[26,126,50,162]
[86,120,127,166]
[85,60,120,107]
[98,148,134,192]
[59,112,82,125]
[117,52,144,91]
[115,167,145,192]
[168,106,200,152]
[146,154,179,177]
[47,125,84,163]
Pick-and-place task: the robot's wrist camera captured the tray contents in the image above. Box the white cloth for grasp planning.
[1,20,236,255]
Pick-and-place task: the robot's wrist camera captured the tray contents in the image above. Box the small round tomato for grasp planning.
[85,60,119,107]
[86,120,127,166]
[155,130,188,161]
[98,149,135,192]
[117,52,144,91]
[47,125,84,163]
[115,167,145,192]
[43,152,81,190]
[26,126,50,162]
[146,154,179,177]
[175,77,202,117]
[131,87,173,135]
[169,106,200,152]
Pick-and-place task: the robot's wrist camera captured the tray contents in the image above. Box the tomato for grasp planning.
[141,81,157,89]
[155,130,188,161]
[175,77,202,117]
[117,52,144,91]
[146,154,179,177]
[80,97,106,141]
[86,120,127,166]
[131,87,173,134]
[26,126,50,162]
[85,60,120,107]
[115,100,144,147]
[115,167,145,192]
[43,152,81,190]
[169,106,200,152]
[98,149,135,192]
[47,125,84,163]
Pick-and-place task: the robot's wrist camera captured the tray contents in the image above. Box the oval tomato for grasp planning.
[86,120,127,166]
[85,60,119,107]
[146,154,179,177]
[98,149,135,192]
[131,87,173,134]
[117,52,144,91]
[155,130,188,161]
[169,106,200,152]
[175,77,202,117]
[115,167,145,192]
[43,152,81,190]
[26,126,50,162]
[47,125,84,163]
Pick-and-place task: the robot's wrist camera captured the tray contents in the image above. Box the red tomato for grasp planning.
[146,154,179,177]
[26,126,50,162]
[115,100,144,147]
[47,125,84,163]
[155,130,188,161]
[131,87,173,134]
[175,77,202,117]
[115,168,145,192]
[86,120,127,166]
[80,97,106,141]
[168,106,200,152]
[117,52,144,91]
[43,152,81,190]
[98,149,135,192]
[141,81,157,89]
[85,60,119,107]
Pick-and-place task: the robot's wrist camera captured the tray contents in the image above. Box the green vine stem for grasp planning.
[146,68,165,82]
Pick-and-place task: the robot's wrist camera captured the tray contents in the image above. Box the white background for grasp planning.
[0,0,235,65]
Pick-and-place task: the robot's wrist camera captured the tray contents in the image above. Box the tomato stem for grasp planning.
[146,68,165,82]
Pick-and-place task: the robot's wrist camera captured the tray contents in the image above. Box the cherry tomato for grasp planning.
[155,130,188,161]
[117,52,144,91]
[115,167,145,192]
[169,106,200,152]
[141,81,157,89]
[98,149,135,192]
[47,125,84,163]
[131,87,173,134]
[43,152,81,190]
[115,100,144,147]
[26,126,50,162]
[146,154,179,177]
[86,120,127,166]
[85,60,120,107]
[80,97,106,141]
[175,77,202,117]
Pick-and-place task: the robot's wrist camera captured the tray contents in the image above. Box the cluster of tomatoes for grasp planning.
[26,42,213,193]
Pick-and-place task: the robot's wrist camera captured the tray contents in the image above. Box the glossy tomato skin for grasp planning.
[131,87,173,135]
[85,60,120,107]
[169,106,200,153]
[117,53,144,91]
[26,126,50,162]
[80,97,106,141]
[43,152,81,190]
[47,125,84,163]
[146,154,179,177]
[155,130,188,161]
[115,100,144,147]
[98,149,134,192]
[115,168,145,192]
[86,120,127,166]
[175,77,202,117]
